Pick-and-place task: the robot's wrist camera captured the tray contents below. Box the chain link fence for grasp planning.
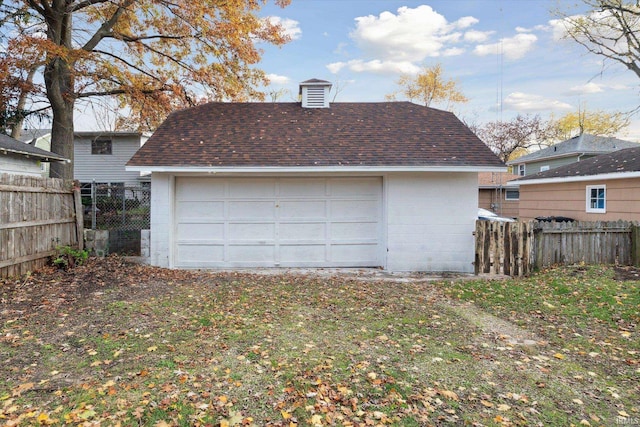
[82,182,150,254]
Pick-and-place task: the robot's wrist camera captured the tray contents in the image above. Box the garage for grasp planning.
[174,176,382,268]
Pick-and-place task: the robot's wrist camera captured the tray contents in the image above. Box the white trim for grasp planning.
[516,171,640,186]
[126,165,507,174]
[586,184,606,213]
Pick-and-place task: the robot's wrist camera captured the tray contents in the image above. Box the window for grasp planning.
[505,189,520,200]
[518,164,525,176]
[540,165,550,172]
[586,185,606,213]
[92,138,112,155]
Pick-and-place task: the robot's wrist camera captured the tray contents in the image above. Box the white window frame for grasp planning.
[586,185,606,213]
[505,189,519,201]
[518,164,525,176]
[540,165,550,172]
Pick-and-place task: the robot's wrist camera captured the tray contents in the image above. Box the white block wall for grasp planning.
[148,171,480,272]
[385,172,478,272]
[150,173,172,267]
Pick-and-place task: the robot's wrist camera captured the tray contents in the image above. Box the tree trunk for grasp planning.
[44,7,75,180]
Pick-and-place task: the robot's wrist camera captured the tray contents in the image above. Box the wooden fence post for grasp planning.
[631,224,640,267]
[73,183,85,251]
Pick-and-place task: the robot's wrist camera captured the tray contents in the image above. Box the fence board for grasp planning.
[476,219,638,276]
[0,174,82,278]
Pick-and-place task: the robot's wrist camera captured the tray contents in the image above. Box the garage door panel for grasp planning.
[177,201,224,218]
[332,222,378,239]
[177,244,224,263]
[177,178,225,199]
[228,179,275,197]
[279,222,325,240]
[228,201,276,219]
[178,222,224,238]
[228,222,274,240]
[332,200,379,219]
[280,245,326,263]
[227,245,275,262]
[331,244,379,262]
[175,177,381,268]
[279,179,327,196]
[279,201,326,219]
[331,178,380,196]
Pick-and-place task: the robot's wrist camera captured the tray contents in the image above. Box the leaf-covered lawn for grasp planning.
[0,258,638,426]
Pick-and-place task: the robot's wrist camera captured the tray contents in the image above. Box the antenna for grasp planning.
[497,2,504,122]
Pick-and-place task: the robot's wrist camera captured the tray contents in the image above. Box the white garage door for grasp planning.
[174,177,382,268]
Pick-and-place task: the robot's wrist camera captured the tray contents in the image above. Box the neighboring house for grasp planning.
[15,129,149,188]
[17,129,52,177]
[507,134,639,177]
[478,172,520,218]
[515,146,640,221]
[0,133,68,177]
[74,131,150,196]
[126,79,505,272]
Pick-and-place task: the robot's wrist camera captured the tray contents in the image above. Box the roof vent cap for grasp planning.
[299,79,332,108]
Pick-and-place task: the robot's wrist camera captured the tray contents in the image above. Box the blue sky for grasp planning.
[256,0,640,140]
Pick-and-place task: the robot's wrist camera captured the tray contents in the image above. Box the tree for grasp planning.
[1,0,290,178]
[472,115,554,163]
[385,64,468,109]
[554,0,640,80]
[548,108,630,140]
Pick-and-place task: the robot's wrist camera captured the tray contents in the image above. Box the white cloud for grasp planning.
[349,5,479,62]
[456,16,479,29]
[463,30,494,43]
[503,92,573,112]
[266,73,290,85]
[327,59,420,75]
[473,33,538,60]
[265,16,302,40]
[564,82,604,95]
[443,47,465,56]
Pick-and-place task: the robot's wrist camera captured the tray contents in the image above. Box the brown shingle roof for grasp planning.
[127,102,504,168]
[517,146,640,181]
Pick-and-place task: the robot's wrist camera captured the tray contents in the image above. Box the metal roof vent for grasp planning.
[299,79,332,108]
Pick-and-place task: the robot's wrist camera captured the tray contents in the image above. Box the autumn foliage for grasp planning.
[1,0,291,178]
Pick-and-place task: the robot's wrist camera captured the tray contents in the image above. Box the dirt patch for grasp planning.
[614,265,640,281]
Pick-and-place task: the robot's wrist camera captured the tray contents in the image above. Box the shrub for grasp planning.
[52,246,89,270]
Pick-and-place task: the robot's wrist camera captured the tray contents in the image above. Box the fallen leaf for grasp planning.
[438,389,459,401]
[553,353,565,360]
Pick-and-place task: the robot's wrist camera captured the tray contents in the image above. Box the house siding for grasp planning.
[519,177,640,221]
[385,172,477,272]
[0,153,42,177]
[74,134,145,186]
[514,154,599,176]
[478,188,519,218]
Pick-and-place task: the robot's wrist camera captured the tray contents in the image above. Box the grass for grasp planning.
[0,258,638,426]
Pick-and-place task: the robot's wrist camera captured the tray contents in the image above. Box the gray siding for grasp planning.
[74,135,145,186]
[519,154,598,176]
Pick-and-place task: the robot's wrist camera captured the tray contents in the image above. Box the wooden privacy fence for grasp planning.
[0,174,83,278]
[475,220,640,277]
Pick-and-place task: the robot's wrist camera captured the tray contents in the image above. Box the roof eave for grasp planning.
[0,148,70,163]
[126,165,507,174]
[515,171,640,186]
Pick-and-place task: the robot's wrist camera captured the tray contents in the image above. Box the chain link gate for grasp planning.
[82,182,150,255]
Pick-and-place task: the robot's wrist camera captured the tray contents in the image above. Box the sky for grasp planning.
[250,0,640,141]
